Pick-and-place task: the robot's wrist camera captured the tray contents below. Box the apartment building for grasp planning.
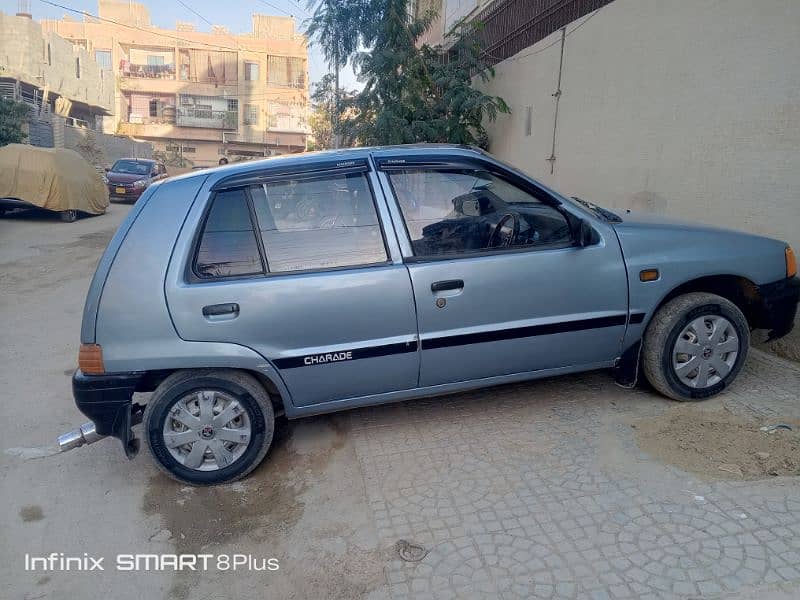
[42,0,310,166]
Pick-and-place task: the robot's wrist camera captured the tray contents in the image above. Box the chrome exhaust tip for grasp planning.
[57,422,105,452]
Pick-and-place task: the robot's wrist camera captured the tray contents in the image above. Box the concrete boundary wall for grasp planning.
[482,0,800,358]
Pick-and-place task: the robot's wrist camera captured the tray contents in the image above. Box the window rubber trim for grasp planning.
[210,159,370,191]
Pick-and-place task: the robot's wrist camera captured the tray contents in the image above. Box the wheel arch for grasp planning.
[135,367,289,417]
[615,274,759,387]
[652,274,760,330]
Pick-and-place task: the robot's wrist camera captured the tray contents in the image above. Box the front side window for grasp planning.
[250,172,387,273]
[195,189,263,279]
[386,168,572,257]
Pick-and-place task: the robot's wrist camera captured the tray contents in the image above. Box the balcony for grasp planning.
[122,63,176,80]
[176,108,238,130]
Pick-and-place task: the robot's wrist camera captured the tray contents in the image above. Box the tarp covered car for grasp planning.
[0,144,108,222]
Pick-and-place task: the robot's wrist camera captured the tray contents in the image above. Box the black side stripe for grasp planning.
[273,313,634,369]
[273,341,417,369]
[628,312,646,324]
[421,314,628,351]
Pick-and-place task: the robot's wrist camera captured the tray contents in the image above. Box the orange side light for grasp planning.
[78,344,105,375]
[639,269,660,282]
[786,246,797,278]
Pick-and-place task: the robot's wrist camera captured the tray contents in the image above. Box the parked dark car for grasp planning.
[105,158,167,202]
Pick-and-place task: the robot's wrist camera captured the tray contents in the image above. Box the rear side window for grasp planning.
[194,189,264,278]
[249,172,388,273]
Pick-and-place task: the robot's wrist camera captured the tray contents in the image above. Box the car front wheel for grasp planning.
[143,369,274,485]
[642,292,749,401]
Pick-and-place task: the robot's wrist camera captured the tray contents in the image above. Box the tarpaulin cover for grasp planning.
[0,144,109,214]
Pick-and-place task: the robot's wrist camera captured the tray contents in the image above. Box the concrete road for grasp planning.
[1,206,799,600]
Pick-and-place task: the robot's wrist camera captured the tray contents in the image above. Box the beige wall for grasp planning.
[481,0,800,357]
[483,0,800,253]
[0,13,113,115]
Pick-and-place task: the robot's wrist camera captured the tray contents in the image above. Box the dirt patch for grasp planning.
[631,405,800,480]
[19,505,44,522]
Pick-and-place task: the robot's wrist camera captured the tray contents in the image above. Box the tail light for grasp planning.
[78,344,105,374]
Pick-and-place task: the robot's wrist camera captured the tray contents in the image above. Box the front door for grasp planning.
[378,157,629,387]
[166,163,419,407]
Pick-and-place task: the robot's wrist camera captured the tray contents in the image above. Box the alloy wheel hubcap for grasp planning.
[672,315,739,389]
[163,390,251,471]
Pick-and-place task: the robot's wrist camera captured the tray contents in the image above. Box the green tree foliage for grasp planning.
[0,98,30,146]
[305,0,509,148]
[308,73,356,150]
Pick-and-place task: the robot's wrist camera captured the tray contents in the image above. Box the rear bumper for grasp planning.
[73,369,142,457]
[756,276,800,340]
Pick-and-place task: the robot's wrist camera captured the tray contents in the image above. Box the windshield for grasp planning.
[111,160,151,175]
[571,197,623,223]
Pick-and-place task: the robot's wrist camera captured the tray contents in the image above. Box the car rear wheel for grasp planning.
[642,292,749,401]
[143,369,274,485]
[60,209,78,222]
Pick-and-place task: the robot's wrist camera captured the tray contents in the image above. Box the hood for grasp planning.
[611,210,788,285]
[107,172,149,184]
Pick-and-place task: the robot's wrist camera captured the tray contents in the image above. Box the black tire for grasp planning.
[143,369,274,485]
[60,209,78,222]
[642,292,749,401]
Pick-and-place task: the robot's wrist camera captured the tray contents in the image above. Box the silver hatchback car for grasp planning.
[59,145,799,485]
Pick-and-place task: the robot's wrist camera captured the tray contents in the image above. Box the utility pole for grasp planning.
[333,41,340,149]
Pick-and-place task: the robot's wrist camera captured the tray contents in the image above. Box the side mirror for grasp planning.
[577,219,596,247]
[104,167,110,172]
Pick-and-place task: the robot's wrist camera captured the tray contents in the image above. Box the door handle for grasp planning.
[431,279,464,293]
[202,303,239,317]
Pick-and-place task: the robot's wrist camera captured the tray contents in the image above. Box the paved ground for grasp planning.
[1,206,799,600]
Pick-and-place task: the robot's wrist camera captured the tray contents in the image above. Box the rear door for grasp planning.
[376,153,629,387]
[166,160,419,407]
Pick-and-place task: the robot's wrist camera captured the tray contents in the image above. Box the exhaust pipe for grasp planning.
[57,422,105,452]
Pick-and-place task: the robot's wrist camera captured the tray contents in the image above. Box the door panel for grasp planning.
[166,167,419,408]
[378,156,629,387]
[168,267,419,406]
[408,246,628,386]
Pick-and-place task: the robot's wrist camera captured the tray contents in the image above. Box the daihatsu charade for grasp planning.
[58,145,799,485]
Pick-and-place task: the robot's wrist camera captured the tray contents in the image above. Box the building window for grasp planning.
[147,55,165,66]
[95,50,112,70]
[47,43,51,66]
[267,56,305,88]
[182,146,196,154]
[244,61,259,81]
[244,104,258,126]
[227,98,239,112]
[149,99,159,117]
[75,58,81,79]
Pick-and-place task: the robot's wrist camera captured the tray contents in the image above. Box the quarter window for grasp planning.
[386,168,572,257]
[195,189,263,279]
[249,172,387,272]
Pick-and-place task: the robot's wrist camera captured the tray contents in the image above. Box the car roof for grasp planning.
[113,158,157,164]
[165,144,488,187]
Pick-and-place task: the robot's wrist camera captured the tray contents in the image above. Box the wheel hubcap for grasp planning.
[672,315,739,389]
[163,390,251,471]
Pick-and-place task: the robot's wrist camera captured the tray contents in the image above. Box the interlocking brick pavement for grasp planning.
[348,349,800,599]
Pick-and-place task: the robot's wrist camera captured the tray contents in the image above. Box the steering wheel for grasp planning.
[488,213,520,248]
